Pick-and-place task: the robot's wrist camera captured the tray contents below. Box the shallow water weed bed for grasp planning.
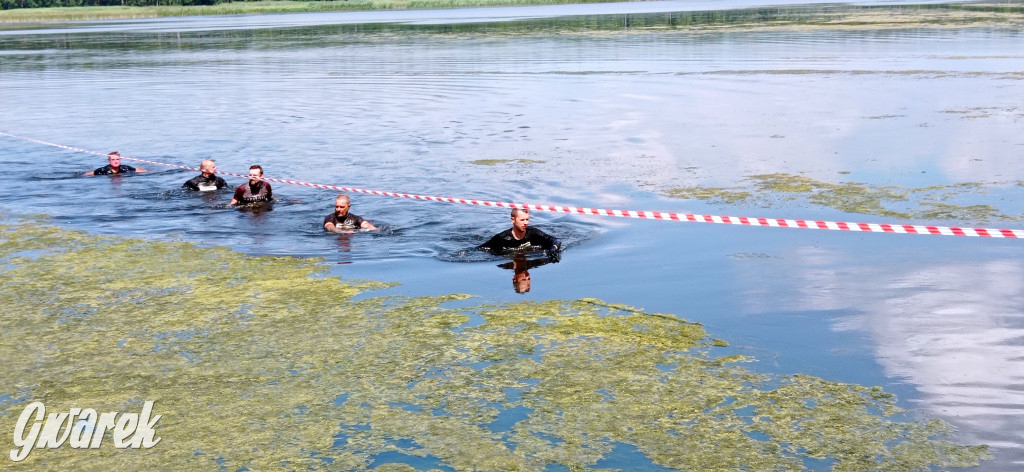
[666,173,1016,224]
[0,218,992,470]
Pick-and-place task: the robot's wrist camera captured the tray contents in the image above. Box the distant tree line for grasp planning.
[2,0,223,9]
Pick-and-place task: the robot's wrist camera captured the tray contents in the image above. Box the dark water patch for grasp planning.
[26,172,87,181]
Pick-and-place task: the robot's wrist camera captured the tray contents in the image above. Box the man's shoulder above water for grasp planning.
[184,174,227,190]
[481,226,558,252]
[93,164,137,175]
[324,212,366,229]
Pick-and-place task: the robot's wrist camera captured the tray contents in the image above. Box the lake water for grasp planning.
[1,0,1023,469]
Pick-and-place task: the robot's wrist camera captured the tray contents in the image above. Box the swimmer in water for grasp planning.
[85,151,147,175]
[479,207,561,261]
[183,159,228,191]
[229,165,273,205]
[324,194,377,232]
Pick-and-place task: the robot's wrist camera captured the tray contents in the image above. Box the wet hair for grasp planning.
[249,164,263,176]
[511,207,530,218]
[335,194,351,204]
[107,151,121,159]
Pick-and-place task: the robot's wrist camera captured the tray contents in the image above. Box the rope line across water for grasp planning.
[4,131,1023,239]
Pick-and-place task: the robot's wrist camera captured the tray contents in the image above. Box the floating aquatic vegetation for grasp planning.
[942,106,1022,119]
[916,202,1006,222]
[664,173,1015,223]
[471,159,511,165]
[731,252,777,259]
[470,158,546,166]
[0,218,991,470]
[663,186,753,205]
[752,173,911,218]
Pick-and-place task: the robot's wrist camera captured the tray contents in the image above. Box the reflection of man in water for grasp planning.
[499,254,554,294]
[324,194,377,232]
[479,208,561,261]
[229,165,273,206]
[85,151,147,175]
[513,270,530,293]
[183,159,227,191]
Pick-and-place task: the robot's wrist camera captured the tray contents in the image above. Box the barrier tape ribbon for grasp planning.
[4,131,1024,239]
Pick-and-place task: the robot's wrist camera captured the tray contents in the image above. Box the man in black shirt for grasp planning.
[480,207,561,261]
[230,165,273,205]
[85,151,147,176]
[183,159,228,191]
[324,194,377,232]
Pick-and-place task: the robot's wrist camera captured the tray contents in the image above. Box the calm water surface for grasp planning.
[1,1,1022,469]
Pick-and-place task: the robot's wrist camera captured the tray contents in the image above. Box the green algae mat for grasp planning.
[665,173,1020,224]
[0,217,991,470]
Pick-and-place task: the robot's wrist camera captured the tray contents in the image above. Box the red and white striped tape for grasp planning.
[4,131,1023,239]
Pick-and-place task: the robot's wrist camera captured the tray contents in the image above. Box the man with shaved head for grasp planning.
[480,207,561,261]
